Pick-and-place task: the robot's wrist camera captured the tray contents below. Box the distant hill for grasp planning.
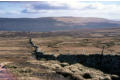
[0,17,120,32]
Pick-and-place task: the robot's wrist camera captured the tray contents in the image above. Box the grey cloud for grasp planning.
[22,2,70,13]
[33,2,69,10]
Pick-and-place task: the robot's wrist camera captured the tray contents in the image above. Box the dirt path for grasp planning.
[0,65,16,80]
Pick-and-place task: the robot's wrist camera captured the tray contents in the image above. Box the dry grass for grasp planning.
[0,29,120,80]
[0,36,68,80]
[32,36,120,55]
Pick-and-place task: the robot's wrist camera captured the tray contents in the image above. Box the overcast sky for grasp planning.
[0,1,120,20]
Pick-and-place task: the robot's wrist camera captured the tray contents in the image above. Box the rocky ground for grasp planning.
[28,57,120,80]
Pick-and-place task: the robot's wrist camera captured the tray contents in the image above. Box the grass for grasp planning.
[0,29,120,80]
[32,36,120,55]
[0,36,69,80]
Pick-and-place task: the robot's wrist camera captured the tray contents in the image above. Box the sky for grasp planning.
[0,1,120,20]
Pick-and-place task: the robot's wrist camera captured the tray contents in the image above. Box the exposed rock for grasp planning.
[53,64,62,69]
[71,74,84,80]
[62,67,72,73]
[41,63,61,70]
[60,63,69,67]
[56,70,83,80]
[99,76,105,80]
[104,76,111,80]
[111,75,120,80]
[69,66,80,73]
[99,74,111,80]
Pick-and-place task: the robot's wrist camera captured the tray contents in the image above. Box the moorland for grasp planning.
[0,27,120,80]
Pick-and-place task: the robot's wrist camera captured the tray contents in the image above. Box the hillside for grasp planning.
[1,30,120,80]
[0,17,120,32]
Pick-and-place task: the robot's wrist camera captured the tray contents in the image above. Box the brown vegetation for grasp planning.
[0,28,120,80]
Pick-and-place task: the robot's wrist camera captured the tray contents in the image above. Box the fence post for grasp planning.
[100,46,105,68]
[101,46,105,56]
[29,37,32,45]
